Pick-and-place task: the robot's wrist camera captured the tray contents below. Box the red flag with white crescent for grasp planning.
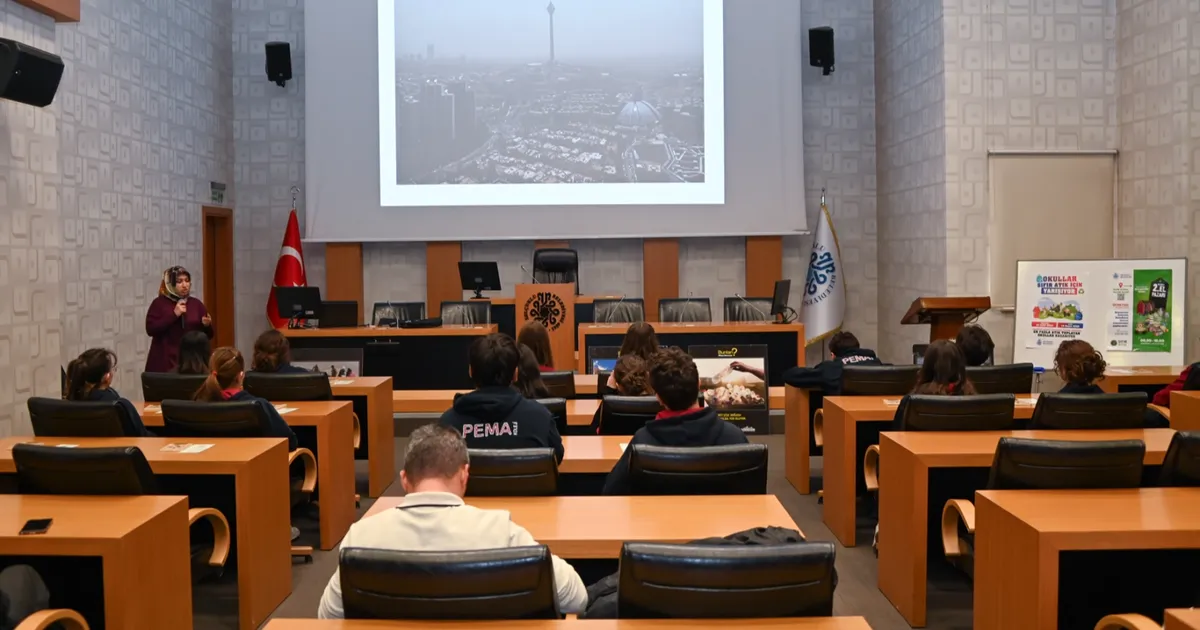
[266,210,308,328]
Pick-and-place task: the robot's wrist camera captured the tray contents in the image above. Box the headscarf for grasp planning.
[160,266,190,300]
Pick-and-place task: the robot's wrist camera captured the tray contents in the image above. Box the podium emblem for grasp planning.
[523,292,567,331]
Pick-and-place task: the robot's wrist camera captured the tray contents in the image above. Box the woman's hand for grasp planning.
[174,300,187,317]
[202,314,212,326]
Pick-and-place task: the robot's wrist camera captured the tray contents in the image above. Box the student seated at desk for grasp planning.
[781,331,881,394]
[175,331,212,375]
[317,424,587,618]
[1054,339,1107,394]
[65,348,153,436]
[602,348,748,495]
[440,333,564,462]
[1149,361,1200,410]
[605,322,660,391]
[515,346,551,399]
[193,347,298,451]
[590,354,653,433]
[251,329,311,374]
[910,340,977,397]
[517,320,556,374]
[955,324,995,367]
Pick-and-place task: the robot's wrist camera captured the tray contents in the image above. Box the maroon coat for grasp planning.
[145,295,212,372]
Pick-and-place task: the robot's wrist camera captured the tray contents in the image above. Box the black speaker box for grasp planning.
[0,38,63,108]
[809,27,835,75]
[265,41,292,87]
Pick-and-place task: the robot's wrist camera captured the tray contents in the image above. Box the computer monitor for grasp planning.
[276,286,322,325]
[770,279,792,318]
[320,300,359,328]
[458,261,502,299]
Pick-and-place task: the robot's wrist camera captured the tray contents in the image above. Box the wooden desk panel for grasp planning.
[560,436,625,473]
[264,619,874,629]
[574,374,785,409]
[1169,391,1200,431]
[283,324,497,338]
[0,437,291,629]
[0,495,190,629]
[135,400,356,549]
[487,295,623,306]
[331,377,396,497]
[974,488,1200,630]
[877,429,1175,628]
[1101,366,1184,393]
[394,392,600,426]
[822,394,1038,547]
[363,496,799,558]
[784,385,813,495]
[1167,610,1200,630]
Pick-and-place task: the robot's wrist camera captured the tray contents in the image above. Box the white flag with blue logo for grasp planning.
[801,196,845,346]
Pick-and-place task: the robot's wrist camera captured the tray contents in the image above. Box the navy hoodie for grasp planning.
[602,405,748,495]
[86,387,154,437]
[439,386,564,462]
[783,348,883,394]
[225,390,298,451]
[1058,383,1104,394]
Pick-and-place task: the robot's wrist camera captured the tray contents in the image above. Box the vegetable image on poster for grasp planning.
[1132,269,1172,352]
[1027,274,1086,349]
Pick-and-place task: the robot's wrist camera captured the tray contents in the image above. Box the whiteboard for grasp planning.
[1013,259,1187,368]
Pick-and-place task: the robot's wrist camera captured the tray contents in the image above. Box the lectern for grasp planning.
[515,283,576,371]
[901,297,992,342]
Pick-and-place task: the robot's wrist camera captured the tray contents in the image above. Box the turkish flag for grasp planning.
[266,210,308,328]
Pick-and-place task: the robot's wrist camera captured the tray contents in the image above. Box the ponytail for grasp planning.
[64,349,116,401]
[193,347,245,401]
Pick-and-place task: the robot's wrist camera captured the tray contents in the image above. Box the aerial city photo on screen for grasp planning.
[393,0,706,186]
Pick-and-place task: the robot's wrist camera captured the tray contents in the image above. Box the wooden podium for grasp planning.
[515,283,576,371]
[901,297,992,342]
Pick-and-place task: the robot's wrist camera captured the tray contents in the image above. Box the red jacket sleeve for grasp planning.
[145,297,179,336]
[1152,365,1191,407]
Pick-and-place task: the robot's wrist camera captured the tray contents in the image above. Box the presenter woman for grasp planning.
[145,266,212,372]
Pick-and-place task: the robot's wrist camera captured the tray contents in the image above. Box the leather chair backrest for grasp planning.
[596,370,616,396]
[339,546,560,620]
[1158,431,1200,487]
[540,371,575,399]
[373,301,426,326]
[13,443,158,495]
[598,395,661,435]
[841,365,920,396]
[532,248,579,291]
[897,394,1018,432]
[617,542,836,618]
[723,297,773,322]
[27,397,140,438]
[988,437,1145,490]
[628,444,767,495]
[160,400,275,439]
[658,298,712,323]
[141,372,208,403]
[465,448,558,496]
[593,299,645,324]
[244,372,333,402]
[534,397,567,434]
[967,364,1035,395]
[1029,392,1147,430]
[440,301,491,326]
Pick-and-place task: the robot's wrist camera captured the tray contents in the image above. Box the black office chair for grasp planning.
[596,370,615,396]
[627,444,768,495]
[339,546,560,620]
[535,398,568,435]
[597,395,661,435]
[723,296,773,322]
[967,364,1035,395]
[372,301,426,326]
[617,542,837,618]
[658,298,712,323]
[942,437,1145,571]
[12,443,231,570]
[814,365,921,447]
[27,398,142,438]
[540,371,575,399]
[593,298,645,324]
[1028,392,1148,430]
[440,300,491,325]
[141,372,207,402]
[1158,431,1200,487]
[531,248,579,294]
[465,448,558,496]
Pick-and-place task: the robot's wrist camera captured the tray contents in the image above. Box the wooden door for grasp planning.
[202,206,235,348]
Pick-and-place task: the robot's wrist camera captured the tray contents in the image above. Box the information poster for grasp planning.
[1132,269,1173,352]
[1027,273,1087,350]
[689,345,769,434]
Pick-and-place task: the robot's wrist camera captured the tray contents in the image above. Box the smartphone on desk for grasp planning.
[19,518,53,535]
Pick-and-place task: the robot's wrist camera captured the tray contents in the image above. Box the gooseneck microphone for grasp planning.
[519,264,539,284]
[734,293,770,320]
[606,294,626,324]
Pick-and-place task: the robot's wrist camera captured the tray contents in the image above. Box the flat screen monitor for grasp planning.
[458,261,501,299]
[770,279,791,317]
[587,346,620,374]
[276,286,322,320]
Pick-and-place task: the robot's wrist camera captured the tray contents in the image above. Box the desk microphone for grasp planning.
[519,265,539,284]
[606,294,626,324]
[734,293,770,320]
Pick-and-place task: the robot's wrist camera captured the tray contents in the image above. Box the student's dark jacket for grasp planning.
[223,390,298,451]
[1059,383,1104,394]
[602,405,748,495]
[1152,362,1200,407]
[782,348,883,394]
[439,386,564,462]
[255,363,310,375]
[85,387,154,437]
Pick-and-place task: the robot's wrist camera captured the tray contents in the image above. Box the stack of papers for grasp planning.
[161,443,214,454]
[273,405,297,415]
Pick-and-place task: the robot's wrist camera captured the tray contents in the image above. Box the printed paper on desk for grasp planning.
[143,404,162,414]
[331,379,354,386]
[161,443,214,454]
[620,443,628,452]
[274,405,297,414]
[1015,395,1040,406]
[883,399,902,406]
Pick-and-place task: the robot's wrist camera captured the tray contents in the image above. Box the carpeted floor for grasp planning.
[192,434,974,629]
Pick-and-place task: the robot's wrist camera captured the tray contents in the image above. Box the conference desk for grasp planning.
[264,619,874,629]
[364,495,798,558]
[284,325,497,390]
[577,322,805,386]
[875,428,1175,627]
[559,436,625,473]
[0,437,291,629]
[0,495,192,630]
[1168,391,1200,430]
[484,294,616,342]
[1101,366,1184,393]
[974,488,1200,630]
[394,391,600,426]
[329,377,395,497]
[135,400,356,550]
[821,394,1039,548]
[1165,610,1200,630]
[574,374,787,407]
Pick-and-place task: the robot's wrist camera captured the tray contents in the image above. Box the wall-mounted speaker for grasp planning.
[809,27,835,76]
[0,38,63,107]
[266,41,292,87]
